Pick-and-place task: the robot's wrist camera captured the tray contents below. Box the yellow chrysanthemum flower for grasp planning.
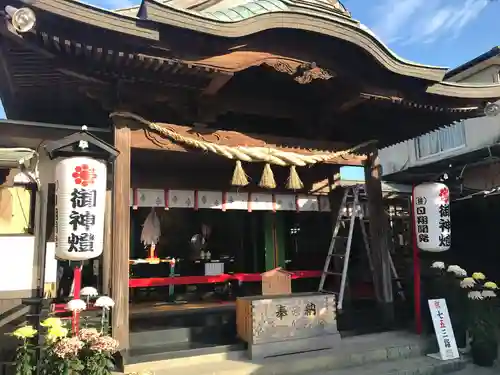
[484,281,498,290]
[472,272,486,280]
[40,317,62,328]
[12,326,37,339]
[46,325,68,342]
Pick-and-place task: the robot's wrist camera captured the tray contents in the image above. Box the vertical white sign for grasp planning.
[428,299,459,360]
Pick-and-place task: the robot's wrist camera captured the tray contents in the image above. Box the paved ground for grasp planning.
[452,364,498,375]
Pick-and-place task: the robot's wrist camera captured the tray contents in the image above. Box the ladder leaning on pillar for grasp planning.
[318,185,405,311]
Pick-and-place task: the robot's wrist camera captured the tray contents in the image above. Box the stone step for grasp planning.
[311,356,466,375]
[130,325,234,348]
[127,342,244,365]
[123,331,428,374]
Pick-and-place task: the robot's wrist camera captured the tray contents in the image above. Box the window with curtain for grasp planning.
[415,121,466,159]
[0,185,35,235]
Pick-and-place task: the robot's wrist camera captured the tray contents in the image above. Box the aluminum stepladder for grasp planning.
[318,185,405,310]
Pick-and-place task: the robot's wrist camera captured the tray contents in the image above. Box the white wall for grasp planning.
[380,57,500,177]
[380,115,500,176]
[0,150,58,293]
[0,238,57,292]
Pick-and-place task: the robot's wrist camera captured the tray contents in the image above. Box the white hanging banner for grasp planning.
[428,299,459,361]
[135,189,165,207]
[413,183,451,252]
[275,194,296,211]
[198,191,223,210]
[250,193,274,211]
[297,195,319,212]
[54,157,107,261]
[169,190,195,209]
[225,192,248,210]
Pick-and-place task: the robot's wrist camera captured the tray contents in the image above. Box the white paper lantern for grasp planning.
[413,182,451,252]
[54,157,107,260]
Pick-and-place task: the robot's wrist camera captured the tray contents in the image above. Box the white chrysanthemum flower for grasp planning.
[66,299,87,312]
[447,265,467,277]
[431,261,445,269]
[460,277,475,289]
[80,287,99,297]
[95,296,115,309]
[457,269,467,277]
[482,290,497,298]
[467,291,483,300]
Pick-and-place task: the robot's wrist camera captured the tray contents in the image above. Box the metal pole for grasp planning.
[33,185,48,375]
[411,186,422,334]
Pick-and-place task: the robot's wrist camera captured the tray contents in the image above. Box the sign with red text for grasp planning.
[413,183,451,252]
[428,299,459,361]
[55,157,107,261]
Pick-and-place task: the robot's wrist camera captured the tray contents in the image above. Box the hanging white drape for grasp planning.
[141,208,161,246]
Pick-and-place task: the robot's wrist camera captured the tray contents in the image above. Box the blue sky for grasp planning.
[0,0,498,127]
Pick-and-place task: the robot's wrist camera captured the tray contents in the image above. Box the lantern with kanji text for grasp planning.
[412,182,451,252]
[54,157,107,260]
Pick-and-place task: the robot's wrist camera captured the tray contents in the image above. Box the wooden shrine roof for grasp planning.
[1,0,500,148]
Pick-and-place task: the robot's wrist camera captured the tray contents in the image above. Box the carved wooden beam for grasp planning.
[118,117,365,166]
[264,60,335,84]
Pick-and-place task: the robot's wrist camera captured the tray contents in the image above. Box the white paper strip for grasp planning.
[198,191,223,210]
[225,192,248,210]
[250,193,274,211]
[275,194,296,211]
[169,190,195,209]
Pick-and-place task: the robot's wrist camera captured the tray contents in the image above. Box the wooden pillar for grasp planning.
[111,124,131,351]
[363,149,394,325]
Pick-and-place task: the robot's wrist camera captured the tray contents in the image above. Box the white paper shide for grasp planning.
[413,182,451,252]
[55,157,107,260]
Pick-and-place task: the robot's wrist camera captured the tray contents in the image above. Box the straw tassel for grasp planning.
[231,160,249,187]
[259,163,276,189]
[286,165,304,190]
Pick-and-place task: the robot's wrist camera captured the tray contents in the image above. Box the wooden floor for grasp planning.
[130,301,236,316]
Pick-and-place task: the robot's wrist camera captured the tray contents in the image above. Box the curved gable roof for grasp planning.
[18,0,500,99]
[115,0,349,16]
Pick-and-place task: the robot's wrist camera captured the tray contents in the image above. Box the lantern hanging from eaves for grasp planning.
[45,126,118,261]
[54,157,107,260]
[412,182,451,252]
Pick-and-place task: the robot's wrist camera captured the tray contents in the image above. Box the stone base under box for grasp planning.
[248,332,342,359]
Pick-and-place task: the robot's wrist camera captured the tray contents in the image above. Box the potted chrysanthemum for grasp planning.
[78,328,119,375]
[10,294,119,374]
[9,325,37,375]
[465,272,499,367]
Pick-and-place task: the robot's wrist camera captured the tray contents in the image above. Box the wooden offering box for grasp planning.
[236,292,339,359]
[261,267,292,296]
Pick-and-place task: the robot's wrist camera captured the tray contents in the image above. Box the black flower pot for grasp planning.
[471,340,498,367]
